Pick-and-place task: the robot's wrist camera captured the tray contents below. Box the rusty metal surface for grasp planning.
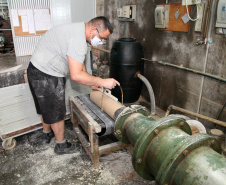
[91,46,110,53]
[166,105,226,127]
[99,142,128,155]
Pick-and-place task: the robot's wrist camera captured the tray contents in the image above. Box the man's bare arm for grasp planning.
[68,56,119,89]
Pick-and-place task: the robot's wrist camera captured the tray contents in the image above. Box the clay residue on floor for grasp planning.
[0,121,156,185]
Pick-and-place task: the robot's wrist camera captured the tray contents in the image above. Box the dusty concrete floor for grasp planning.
[0,53,161,184]
[0,120,158,185]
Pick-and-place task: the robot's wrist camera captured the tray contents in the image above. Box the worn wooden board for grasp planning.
[159,3,191,32]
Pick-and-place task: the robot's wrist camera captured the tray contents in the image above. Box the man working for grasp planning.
[27,16,119,155]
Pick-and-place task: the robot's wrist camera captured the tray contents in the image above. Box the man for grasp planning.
[27,16,119,155]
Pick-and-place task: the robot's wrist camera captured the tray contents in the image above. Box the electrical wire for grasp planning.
[185,0,199,21]
[118,85,123,105]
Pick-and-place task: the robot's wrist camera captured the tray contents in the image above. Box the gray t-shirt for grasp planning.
[31,22,87,77]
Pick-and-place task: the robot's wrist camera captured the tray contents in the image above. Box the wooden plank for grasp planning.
[24,74,28,83]
[159,3,191,32]
[99,142,128,155]
[74,127,100,168]
[92,135,100,168]
[88,122,94,153]
[2,123,42,139]
[72,109,89,132]
[72,98,101,133]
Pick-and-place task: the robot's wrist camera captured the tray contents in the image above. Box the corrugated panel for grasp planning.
[7,0,51,56]
[16,55,31,65]
[13,36,41,56]
[7,0,50,9]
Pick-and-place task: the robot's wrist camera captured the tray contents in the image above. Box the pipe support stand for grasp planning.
[132,116,192,180]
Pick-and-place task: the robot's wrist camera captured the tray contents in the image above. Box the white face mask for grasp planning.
[91,36,102,47]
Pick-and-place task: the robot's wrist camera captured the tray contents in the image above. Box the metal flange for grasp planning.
[156,134,222,185]
[132,116,192,180]
[114,105,150,143]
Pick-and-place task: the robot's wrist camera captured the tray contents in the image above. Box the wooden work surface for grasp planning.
[159,3,191,32]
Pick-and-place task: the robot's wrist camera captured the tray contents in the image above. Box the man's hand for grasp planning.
[102,78,120,89]
[90,86,102,91]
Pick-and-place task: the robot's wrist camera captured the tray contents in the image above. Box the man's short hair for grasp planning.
[89,16,113,34]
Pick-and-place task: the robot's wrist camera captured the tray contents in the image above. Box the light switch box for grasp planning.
[216,0,226,28]
[155,5,170,28]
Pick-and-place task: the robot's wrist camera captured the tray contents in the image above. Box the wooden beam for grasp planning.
[71,98,101,133]
[99,142,128,155]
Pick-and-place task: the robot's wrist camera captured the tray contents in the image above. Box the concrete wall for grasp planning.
[96,0,226,128]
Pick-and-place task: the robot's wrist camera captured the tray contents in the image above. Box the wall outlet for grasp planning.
[182,0,201,6]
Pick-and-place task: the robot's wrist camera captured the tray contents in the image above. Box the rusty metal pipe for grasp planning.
[165,105,226,127]
[135,72,156,115]
[91,46,110,54]
[142,58,226,83]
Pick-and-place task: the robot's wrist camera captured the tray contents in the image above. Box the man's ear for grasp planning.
[90,26,97,34]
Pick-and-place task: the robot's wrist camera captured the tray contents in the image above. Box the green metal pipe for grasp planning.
[145,127,189,178]
[123,113,155,146]
[142,58,226,83]
[114,106,226,185]
[171,146,226,185]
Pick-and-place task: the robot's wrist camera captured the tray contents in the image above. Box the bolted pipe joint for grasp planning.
[117,113,226,185]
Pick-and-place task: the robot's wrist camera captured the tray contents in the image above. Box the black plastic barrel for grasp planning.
[110,38,144,103]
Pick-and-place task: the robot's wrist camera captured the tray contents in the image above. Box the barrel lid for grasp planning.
[119,38,136,42]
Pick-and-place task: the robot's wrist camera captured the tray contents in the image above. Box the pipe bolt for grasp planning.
[208,140,215,146]
[137,158,142,164]
[116,130,121,135]
[183,150,189,156]
[154,129,159,135]
[209,140,215,146]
